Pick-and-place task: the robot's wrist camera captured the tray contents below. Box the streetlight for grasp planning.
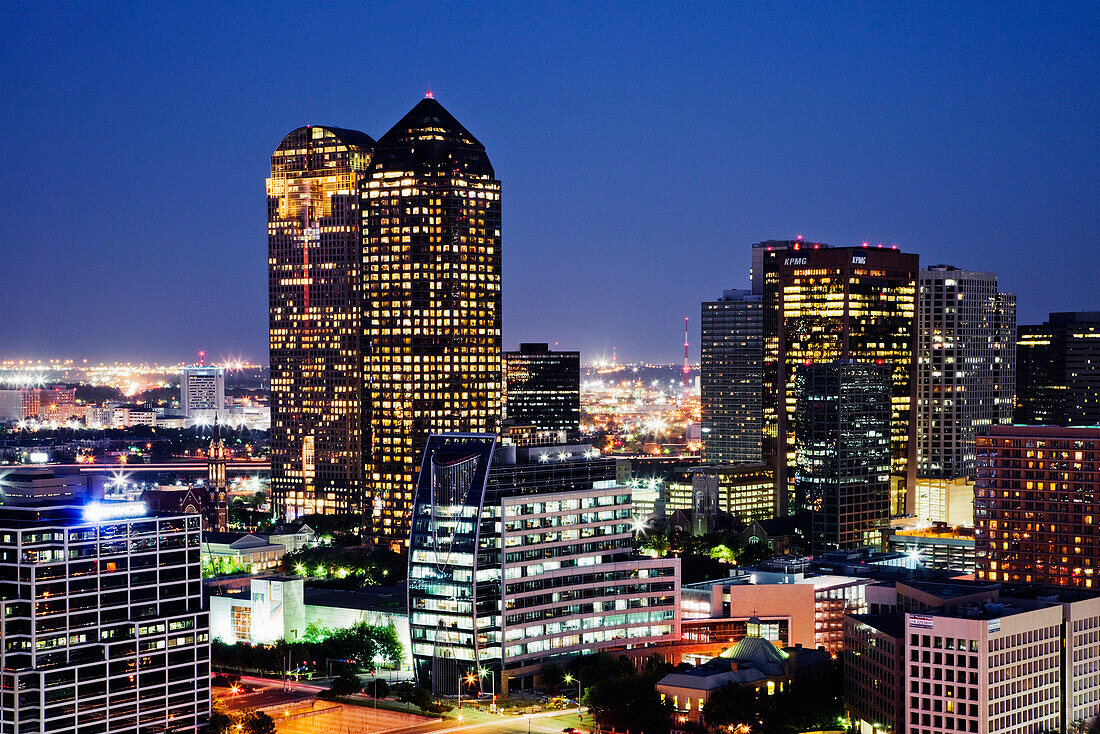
[478,666,495,710]
[564,674,582,724]
[460,670,476,710]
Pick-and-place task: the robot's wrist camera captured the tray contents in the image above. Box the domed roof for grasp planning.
[718,636,789,669]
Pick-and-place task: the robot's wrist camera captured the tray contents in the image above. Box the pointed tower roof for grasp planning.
[371,96,494,177]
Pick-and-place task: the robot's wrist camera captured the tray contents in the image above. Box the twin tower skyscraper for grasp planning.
[266,95,502,546]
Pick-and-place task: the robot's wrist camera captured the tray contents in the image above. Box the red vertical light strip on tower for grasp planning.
[303,234,310,339]
[683,316,690,389]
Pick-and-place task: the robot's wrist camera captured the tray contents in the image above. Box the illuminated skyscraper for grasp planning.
[180,365,226,424]
[1016,312,1100,426]
[760,244,918,516]
[700,289,763,463]
[794,361,892,552]
[268,125,374,520]
[916,266,1015,477]
[362,96,502,543]
[504,343,580,435]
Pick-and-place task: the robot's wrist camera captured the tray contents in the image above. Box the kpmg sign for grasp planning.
[909,614,935,629]
[784,257,807,266]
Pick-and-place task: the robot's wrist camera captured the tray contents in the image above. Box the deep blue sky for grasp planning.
[1,2,1097,365]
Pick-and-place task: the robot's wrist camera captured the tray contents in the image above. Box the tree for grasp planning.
[574,653,672,734]
[738,541,775,566]
[206,701,234,734]
[392,682,434,711]
[331,672,362,696]
[702,683,758,730]
[242,711,277,734]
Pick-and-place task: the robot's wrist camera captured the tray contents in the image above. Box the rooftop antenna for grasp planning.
[425,86,434,99]
[198,350,206,367]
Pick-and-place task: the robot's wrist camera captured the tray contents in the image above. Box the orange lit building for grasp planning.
[361,97,502,543]
[760,244,918,516]
[975,425,1100,588]
[268,125,374,520]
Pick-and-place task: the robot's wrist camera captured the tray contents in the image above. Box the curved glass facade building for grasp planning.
[409,435,681,695]
[408,434,500,695]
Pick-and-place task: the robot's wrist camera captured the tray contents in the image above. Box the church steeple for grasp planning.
[206,437,229,532]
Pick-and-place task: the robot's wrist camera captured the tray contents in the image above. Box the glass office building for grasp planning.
[408,435,680,694]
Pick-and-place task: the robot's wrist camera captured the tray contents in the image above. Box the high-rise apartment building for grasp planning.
[975,425,1100,588]
[700,289,763,463]
[794,361,892,552]
[760,244,918,516]
[19,386,77,421]
[1016,312,1100,426]
[179,366,226,423]
[268,124,374,519]
[363,97,502,544]
[917,266,1015,478]
[268,96,502,544]
[504,343,580,434]
[0,502,210,733]
[408,435,680,695]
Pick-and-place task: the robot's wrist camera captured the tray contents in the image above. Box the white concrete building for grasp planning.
[916,266,1015,478]
[180,366,226,424]
[904,591,1100,734]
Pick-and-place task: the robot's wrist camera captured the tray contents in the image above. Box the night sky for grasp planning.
[1,2,1096,365]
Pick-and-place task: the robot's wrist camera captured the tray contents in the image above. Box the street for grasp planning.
[219,674,593,734]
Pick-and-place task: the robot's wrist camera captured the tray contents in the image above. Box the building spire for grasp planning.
[425,86,434,99]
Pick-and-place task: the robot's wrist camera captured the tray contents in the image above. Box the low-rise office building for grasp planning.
[845,580,1100,734]
[888,525,977,575]
[201,531,285,575]
[680,566,874,653]
[208,576,412,669]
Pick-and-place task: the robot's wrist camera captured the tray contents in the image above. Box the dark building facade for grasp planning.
[408,435,680,695]
[700,289,763,463]
[975,425,1100,588]
[794,361,892,552]
[917,266,1015,478]
[268,125,374,520]
[363,97,502,545]
[761,244,918,517]
[1015,312,1100,426]
[504,343,580,434]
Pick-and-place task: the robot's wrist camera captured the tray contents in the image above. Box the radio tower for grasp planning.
[682,317,690,392]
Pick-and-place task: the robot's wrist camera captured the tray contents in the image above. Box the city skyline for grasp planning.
[2,3,1098,363]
